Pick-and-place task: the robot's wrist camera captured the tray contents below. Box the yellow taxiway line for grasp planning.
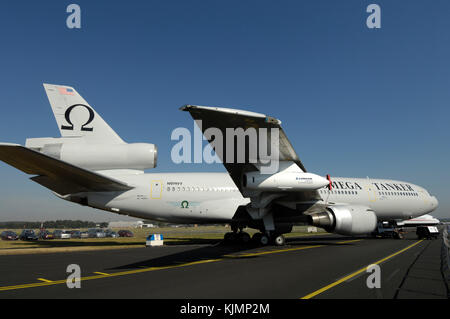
[300,239,424,299]
[336,239,362,244]
[37,278,53,283]
[223,245,322,258]
[0,239,363,292]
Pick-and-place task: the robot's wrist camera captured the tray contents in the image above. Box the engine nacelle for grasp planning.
[243,171,329,192]
[308,205,378,235]
[41,142,157,170]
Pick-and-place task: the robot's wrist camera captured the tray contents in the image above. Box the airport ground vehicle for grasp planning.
[372,223,403,239]
[53,230,71,239]
[118,230,134,237]
[38,230,54,239]
[88,228,106,238]
[416,226,439,240]
[19,230,39,241]
[0,231,19,241]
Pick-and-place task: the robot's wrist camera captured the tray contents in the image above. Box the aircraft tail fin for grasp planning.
[43,84,124,144]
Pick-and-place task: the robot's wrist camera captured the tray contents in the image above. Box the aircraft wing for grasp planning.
[180,105,320,202]
[0,143,133,195]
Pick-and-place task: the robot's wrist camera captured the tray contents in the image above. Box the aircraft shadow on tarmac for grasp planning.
[108,235,373,271]
[14,237,223,249]
[20,240,144,248]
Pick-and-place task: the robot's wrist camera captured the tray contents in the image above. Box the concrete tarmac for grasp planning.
[0,233,447,299]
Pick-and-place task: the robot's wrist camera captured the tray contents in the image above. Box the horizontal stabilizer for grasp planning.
[0,143,133,195]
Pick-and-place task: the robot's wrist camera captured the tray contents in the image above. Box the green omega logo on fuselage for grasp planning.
[181,200,189,208]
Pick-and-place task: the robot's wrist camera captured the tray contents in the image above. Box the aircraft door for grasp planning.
[365,181,377,202]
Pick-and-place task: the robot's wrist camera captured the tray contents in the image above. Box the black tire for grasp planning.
[252,233,262,243]
[239,232,251,244]
[273,234,286,246]
[260,234,270,246]
[224,232,237,243]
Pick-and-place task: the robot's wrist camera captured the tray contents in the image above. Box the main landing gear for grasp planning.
[223,231,286,246]
[252,233,285,246]
[224,231,251,244]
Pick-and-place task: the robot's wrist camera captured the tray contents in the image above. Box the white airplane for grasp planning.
[395,214,440,227]
[0,84,439,246]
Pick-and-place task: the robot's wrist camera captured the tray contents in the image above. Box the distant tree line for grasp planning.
[0,220,108,229]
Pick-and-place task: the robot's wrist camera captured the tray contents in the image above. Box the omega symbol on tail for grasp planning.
[61,104,95,132]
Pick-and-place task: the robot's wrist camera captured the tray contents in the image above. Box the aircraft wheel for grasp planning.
[224,232,237,243]
[260,234,270,246]
[252,232,262,243]
[239,232,251,244]
[273,234,286,246]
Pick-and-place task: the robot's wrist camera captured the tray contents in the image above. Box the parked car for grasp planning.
[53,230,71,239]
[105,229,119,238]
[87,228,106,238]
[19,229,39,241]
[38,230,54,240]
[118,230,134,238]
[0,231,19,241]
[70,230,82,239]
[80,231,89,239]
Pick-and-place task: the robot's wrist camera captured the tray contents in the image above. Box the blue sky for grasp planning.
[0,0,449,221]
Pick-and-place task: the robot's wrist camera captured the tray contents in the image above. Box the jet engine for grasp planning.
[36,141,157,171]
[308,205,377,235]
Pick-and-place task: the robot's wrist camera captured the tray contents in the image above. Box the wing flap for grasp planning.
[0,143,132,195]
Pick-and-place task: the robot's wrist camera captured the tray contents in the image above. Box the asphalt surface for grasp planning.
[0,233,447,299]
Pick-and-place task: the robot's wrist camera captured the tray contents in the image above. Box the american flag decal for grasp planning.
[58,87,75,95]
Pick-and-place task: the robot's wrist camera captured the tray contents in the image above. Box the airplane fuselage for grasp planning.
[76,172,438,224]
